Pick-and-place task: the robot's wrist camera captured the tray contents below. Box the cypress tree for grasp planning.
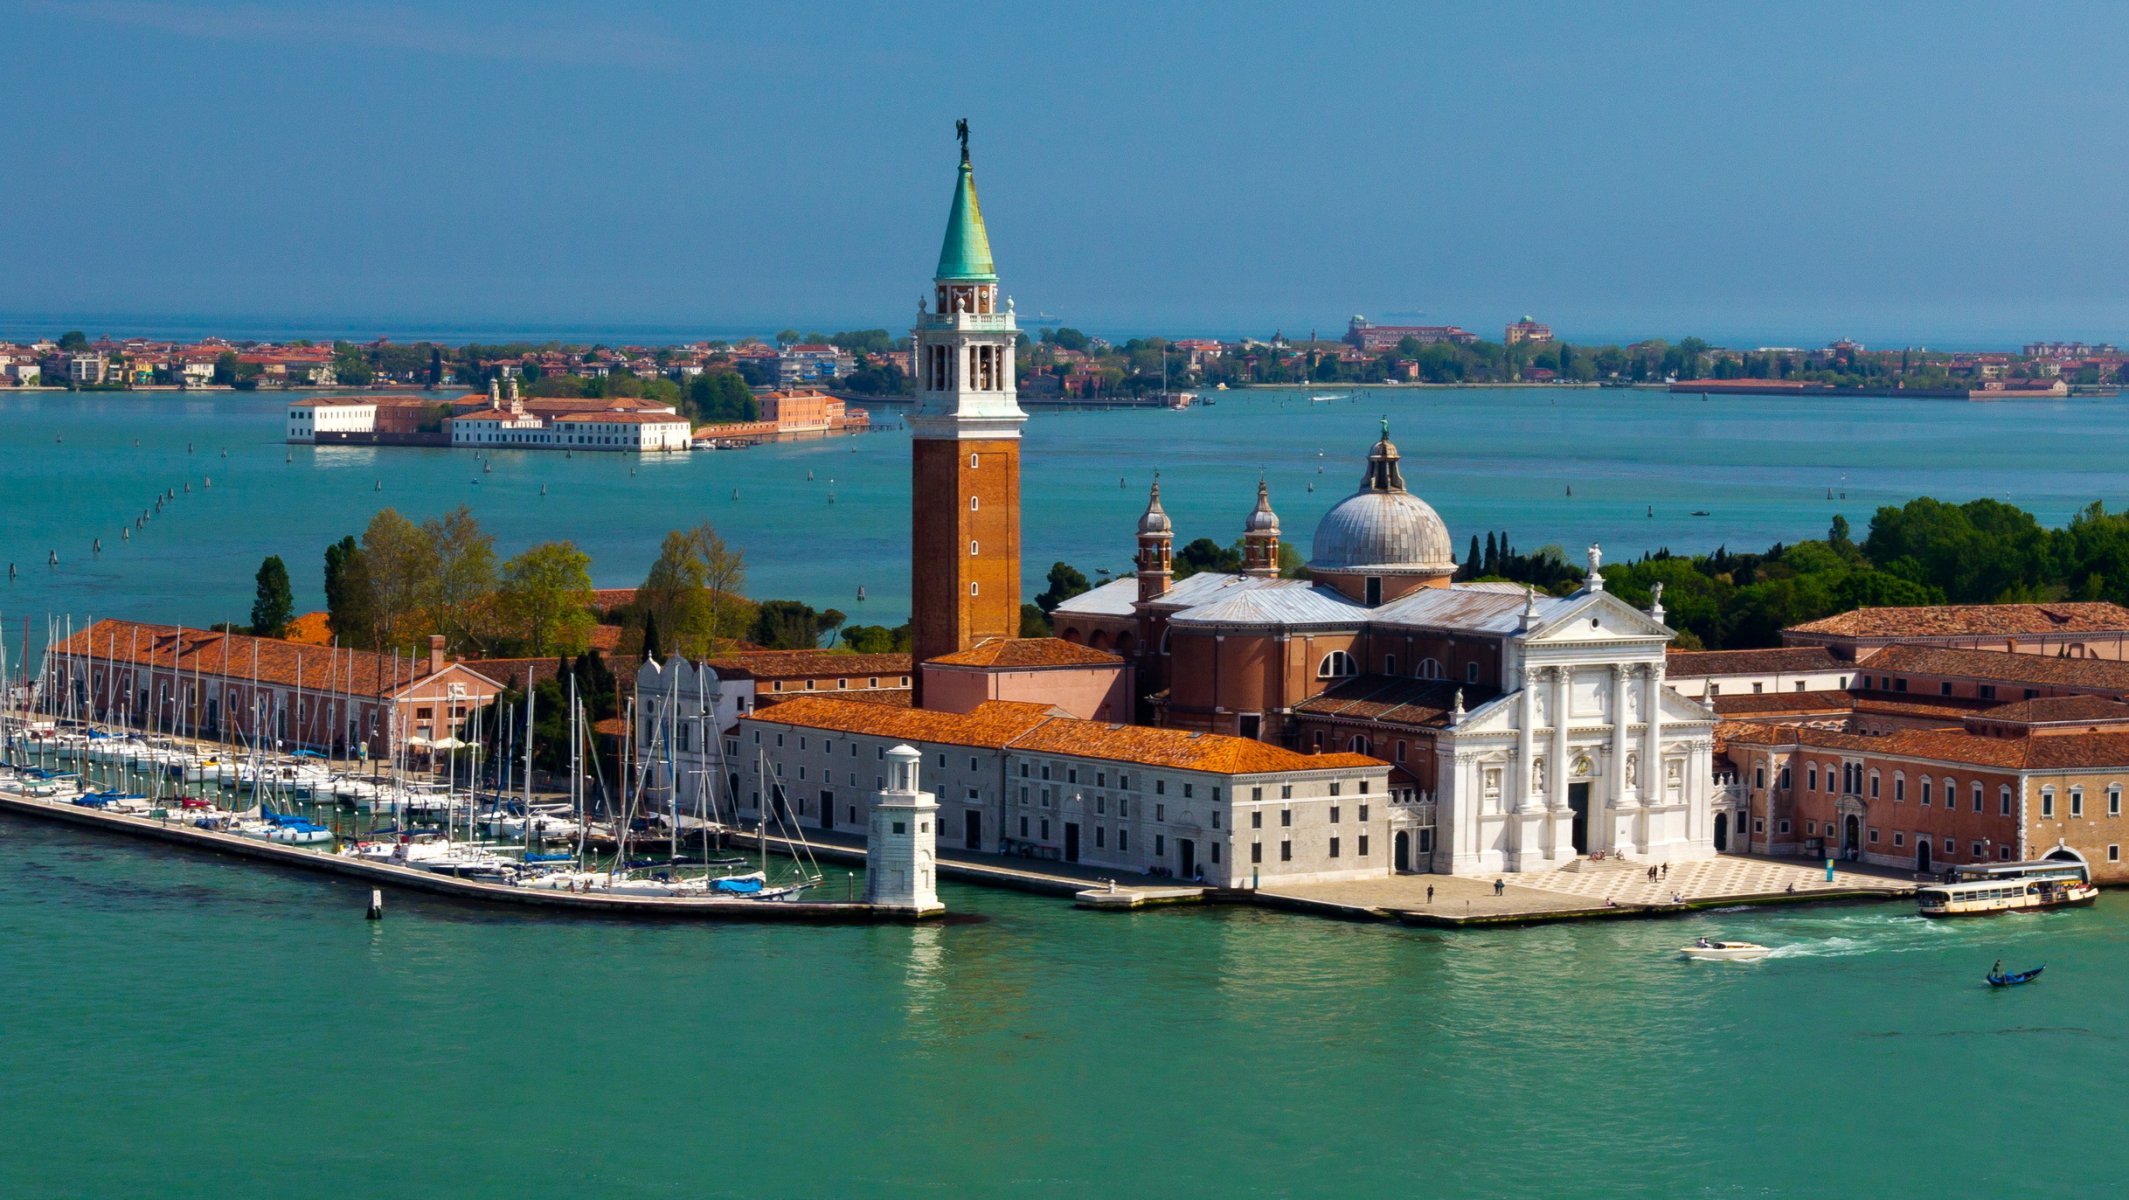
[1483,532,1498,575]
[251,555,293,638]
[643,611,662,662]
[1464,535,1481,579]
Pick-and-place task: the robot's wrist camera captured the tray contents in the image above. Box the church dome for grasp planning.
[1244,478,1280,534]
[1308,426,1458,576]
[1138,478,1173,536]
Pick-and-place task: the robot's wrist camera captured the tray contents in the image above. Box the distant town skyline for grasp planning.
[11,1,2129,341]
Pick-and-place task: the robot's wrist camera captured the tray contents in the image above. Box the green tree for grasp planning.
[775,329,801,347]
[357,508,438,652]
[636,524,751,656]
[685,371,759,424]
[250,555,294,638]
[499,541,596,655]
[1175,537,1242,579]
[1019,603,1051,637]
[839,624,911,653]
[58,331,89,351]
[323,534,373,646]
[1034,561,1090,613]
[330,341,376,386]
[752,600,843,649]
[422,506,497,651]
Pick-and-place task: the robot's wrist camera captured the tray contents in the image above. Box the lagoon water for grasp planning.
[7,817,2129,1198]
[3,386,2129,642]
[10,386,2129,1196]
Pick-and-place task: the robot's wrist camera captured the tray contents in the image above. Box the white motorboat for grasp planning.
[1679,939,1770,962]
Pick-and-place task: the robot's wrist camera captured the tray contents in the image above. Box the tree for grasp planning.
[1043,327,1091,352]
[1175,537,1242,579]
[358,508,438,652]
[499,541,596,656]
[637,524,751,657]
[840,623,911,653]
[1020,603,1051,637]
[642,611,663,662]
[58,331,89,351]
[250,555,293,638]
[330,341,376,386]
[323,535,374,647]
[415,505,497,651]
[751,600,841,649]
[775,329,801,347]
[686,371,759,424]
[1035,561,1090,613]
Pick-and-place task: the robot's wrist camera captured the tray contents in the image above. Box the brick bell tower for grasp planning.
[910,120,1026,696]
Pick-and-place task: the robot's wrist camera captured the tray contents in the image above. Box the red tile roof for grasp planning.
[927,638,1122,669]
[1724,723,2129,772]
[743,697,1387,776]
[1710,690,1856,716]
[52,619,494,698]
[1860,645,2129,694]
[709,651,912,682]
[1786,602,2129,640]
[1666,647,1846,678]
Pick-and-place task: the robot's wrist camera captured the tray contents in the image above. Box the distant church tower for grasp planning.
[1137,476,1174,602]
[1242,477,1281,577]
[867,744,943,915]
[910,121,1026,692]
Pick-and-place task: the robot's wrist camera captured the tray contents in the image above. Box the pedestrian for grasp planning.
[1493,878,1505,897]
[1426,884,1435,904]
[1662,862,1670,880]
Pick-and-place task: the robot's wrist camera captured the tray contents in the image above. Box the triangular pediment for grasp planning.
[1523,589,1674,644]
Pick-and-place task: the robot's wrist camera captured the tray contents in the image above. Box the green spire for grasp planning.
[935,148,997,283]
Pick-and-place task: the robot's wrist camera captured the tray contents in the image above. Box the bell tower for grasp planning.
[910,121,1027,690]
[1136,475,1174,602]
[1242,476,1280,577]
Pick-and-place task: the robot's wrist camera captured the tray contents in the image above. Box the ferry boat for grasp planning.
[1916,859,2098,917]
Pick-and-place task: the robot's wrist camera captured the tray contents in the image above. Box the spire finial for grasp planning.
[956,117,969,163]
[1380,415,1390,439]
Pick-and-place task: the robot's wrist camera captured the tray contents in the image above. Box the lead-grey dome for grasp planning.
[1307,426,1458,576]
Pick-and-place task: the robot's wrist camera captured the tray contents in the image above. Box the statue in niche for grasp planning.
[1625,753,1639,787]
[1532,758,1546,794]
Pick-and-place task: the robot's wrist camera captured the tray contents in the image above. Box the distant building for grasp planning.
[63,352,107,385]
[775,344,853,385]
[1504,316,1553,345]
[1781,603,2129,662]
[1344,315,1477,353]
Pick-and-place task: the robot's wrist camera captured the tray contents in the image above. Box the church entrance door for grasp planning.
[1916,838,1932,874]
[964,811,982,851]
[1713,813,1728,852]
[1843,815,1860,857]
[1064,822,1080,863]
[1177,838,1196,880]
[1394,830,1411,872]
[1568,782,1592,854]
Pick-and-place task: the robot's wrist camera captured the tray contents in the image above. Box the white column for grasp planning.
[1515,668,1537,812]
[1609,663,1633,855]
[1642,662,1665,805]
[1549,667,1570,811]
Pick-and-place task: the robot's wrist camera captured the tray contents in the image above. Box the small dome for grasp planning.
[1244,478,1280,535]
[1138,478,1173,536]
[1307,424,1458,576]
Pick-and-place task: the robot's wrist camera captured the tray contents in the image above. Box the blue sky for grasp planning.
[7,0,2129,345]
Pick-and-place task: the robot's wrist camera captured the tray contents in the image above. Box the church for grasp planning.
[724,123,1720,881]
[1051,431,1723,874]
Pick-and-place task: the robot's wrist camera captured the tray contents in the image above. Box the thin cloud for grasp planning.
[26,0,692,69]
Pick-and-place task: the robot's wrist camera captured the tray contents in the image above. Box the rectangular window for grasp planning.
[1358,804,1369,822]
[1155,804,1165,822]
[1182,783,1193,798]
[1212,810,1221,829]
[2042,789,2055,818]
[1250,786,1262,802]
[2072,789,2085,818]
[1155,779,1166,795]
[1358,834,1370,856]
[1280,840,1292,862]
[1893,832,1905,847]
[1973,783,1984,813]
[1251,842,1262,864]
[1019,816,1028,836]
[1251,810,1262,829]
[1040,819,1049,840]
[1095,826,1106,848]
[2112,788,2122,817]
[1153,834,1164,856]
[1329,806,1341,824]
[1330,781,1342,797]
[1980,684,1996,700]
[1779,820,1791,834]
[1211,844,1221,864]
[1281,785,1292,800]
[1329,837,1341,859]
[2001,787,2013,817]
[2112,845,2122,863]
[1119,829,1129,852]
[1869,828,1880,844]
[1280,809,1292,827]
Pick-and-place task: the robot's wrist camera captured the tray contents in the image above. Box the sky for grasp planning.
[8,0,2129,346]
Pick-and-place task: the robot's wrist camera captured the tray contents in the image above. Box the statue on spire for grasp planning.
[956,118,969,162]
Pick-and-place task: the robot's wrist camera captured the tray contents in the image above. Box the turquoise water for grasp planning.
[5,815,2126,1198]
[4,387,2129,642]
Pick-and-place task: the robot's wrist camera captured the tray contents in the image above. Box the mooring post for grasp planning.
[366,888,383,920]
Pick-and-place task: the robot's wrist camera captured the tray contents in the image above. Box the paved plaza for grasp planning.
[1257,854,1914,923]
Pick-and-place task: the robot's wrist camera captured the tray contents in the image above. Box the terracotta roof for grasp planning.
[52,619,495,698]
[1666,647,1846,678]
[742,696,1057,750]
[1786,602,2129,640]
[743,697,1387,776]
[1860,645,2129,694]
[708,651,912,682]
[927,638,1123,669]
[1292,675,1489,730]
[1974,696,2129,726]
[1710,690,1856,716]
[1723,723,2129,773]
[552,411,690,425]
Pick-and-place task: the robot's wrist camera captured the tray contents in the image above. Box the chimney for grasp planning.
[427,634,446,675]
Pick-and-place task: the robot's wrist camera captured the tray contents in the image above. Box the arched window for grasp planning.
[1349,735,1371,754]
[1807,764,1818,792]
[1893,773,1906,803]
[1317,650,1357,679]
[1418,657,1443,680]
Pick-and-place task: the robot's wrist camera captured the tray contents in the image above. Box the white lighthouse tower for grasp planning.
[867,744,943,915]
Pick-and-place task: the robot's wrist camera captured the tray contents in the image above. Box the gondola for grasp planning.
[1985,964,2044,987]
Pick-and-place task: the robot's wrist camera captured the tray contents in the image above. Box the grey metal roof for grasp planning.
[1050,577,1140,617]
[1371,585,1571,634]
[1168,581,1367,628]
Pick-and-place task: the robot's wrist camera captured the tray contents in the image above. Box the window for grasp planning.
[1211,844,1221,863]
[1869,772,1880,800]
[1183,783,1193,798]
[969,452,978,468]
[1119,829,1129,852]
[1358,834,1370,856]
[1779,819,1791,834]
[1395,741,1407,763]
[1040,819,1049,839]
[1981,684,1997,700]
[1329,806,1341,824]
[1280,840,1292,862]
[1330,782,1343,797]
[1972,842,1985,858]
[2072,788,2085,817]
[1212,810,1220,828]
[1329,837,1341,859]
[1753,682,1764,694]
[1869,828,1880,844]
[1358,804,1369,822]
[1317,650,1358,679]
[2112,788,2122,817]
[1155,804,1165,822]
[1973,782,1984,813]
[1384,654,1398,676]
[2112,845,2122,863]
[1095,826,1105,848]
[2000,786,2013,816]
[969,541,979,556]
[1155,779,1165,795]
[1894,774,1905,803]
[1808,764,1818,792]
[1251,810,1262,829]
[970,582,979,597]
[1920,778,1931,807]
[2042,788,2055,818]
[1280,785,1292,800]
[1251,842,1262,864]
[969,496,979,511]
[1154,834,1164,856]
[1280,809,1292,827]
[1939,682,1953,697]
[1893,832,1905,847]
[1419,657,1442,680]
[1467,662,1480,683]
